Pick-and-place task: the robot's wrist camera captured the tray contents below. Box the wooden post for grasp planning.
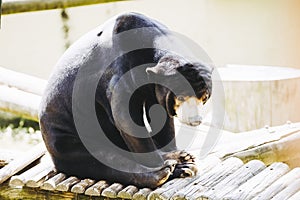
[219,65,300,132]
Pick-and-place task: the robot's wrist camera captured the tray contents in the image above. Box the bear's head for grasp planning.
[146,54,212,126]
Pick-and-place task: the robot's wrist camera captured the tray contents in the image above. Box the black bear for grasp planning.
[39,12,212,188]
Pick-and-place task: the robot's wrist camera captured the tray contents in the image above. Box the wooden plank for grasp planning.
[224,162,290,200]
[2,0,128,15]
[56,176,80,192]
[147,156,222,200]
[252,167,300,200]
[101,183,124,198]
[0,143,46,184]
[199,160,266,200]
[172,157,243,200]
[117,185,139,199]
[269,179,300,200]
[70,178,95,194]
[0,150,18,167]
[40,173,66,191]
[152,177,196,200]
[132,188,152,200]
[9,154,54,187]
[84,180,108,196]
[195,155,222,176]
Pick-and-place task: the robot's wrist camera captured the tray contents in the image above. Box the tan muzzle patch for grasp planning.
[174,96,205,126]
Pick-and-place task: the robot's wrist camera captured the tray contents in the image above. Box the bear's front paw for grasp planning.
[163,150,196,164]
[148,159,177,188]
[171,163,198,179]
[178,151,196,164]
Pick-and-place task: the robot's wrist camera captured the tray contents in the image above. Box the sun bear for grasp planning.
[39,12,212,188]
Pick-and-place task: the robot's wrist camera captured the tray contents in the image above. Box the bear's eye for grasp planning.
[177,96,185,102]
[202,94,209,103]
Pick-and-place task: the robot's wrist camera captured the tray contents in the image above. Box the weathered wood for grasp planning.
[199,160,266,200]
[84,180,108,196]
[147,156,221,200]
[117,185,139,199]
[132,188,152,200]
[269,179,300,200]
[40,173,66,191]
[2,0,128,15]
[0,85,41,121]
[101,182,124,198]
[172,157,243,200]
[289,190,300,200]
[25,156,55,188]
[0,182,79,200]
[56,176,80,192]
[195,155,222,176]
[224,130,300,167]
[9,154,54,187]
[0,66,46,96]
[0,143,46,184]
[224,162,290,200]
[0,67,46,121]
[0,150,17,167]
[25,170,55,188]
[70,178,95,194]
[149,178,195,200]
[219,65,300,132]
[252,167,300,200]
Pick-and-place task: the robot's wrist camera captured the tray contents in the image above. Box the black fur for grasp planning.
[39,12,212,188]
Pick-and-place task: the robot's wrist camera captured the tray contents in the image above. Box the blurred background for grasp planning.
[1,0,300,79]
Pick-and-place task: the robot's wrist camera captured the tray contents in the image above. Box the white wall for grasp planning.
[0,0,300,79]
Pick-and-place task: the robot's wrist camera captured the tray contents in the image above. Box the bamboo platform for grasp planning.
[1,146,300,200]
[1,66,300,199]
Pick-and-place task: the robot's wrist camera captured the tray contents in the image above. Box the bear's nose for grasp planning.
[188,116,202,126]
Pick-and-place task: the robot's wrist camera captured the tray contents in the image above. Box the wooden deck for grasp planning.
[1,67,300,199]
[1,147,300,199]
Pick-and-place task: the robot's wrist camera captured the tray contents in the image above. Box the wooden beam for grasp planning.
[223,130,300,168]
[0,67,46,96]
[0,85,40,121]
[0,66,45,121]
[2,0,128,15]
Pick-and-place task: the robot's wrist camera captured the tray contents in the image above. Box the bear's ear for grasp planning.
[146,55,182,76]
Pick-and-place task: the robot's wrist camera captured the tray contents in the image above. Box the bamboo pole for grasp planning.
[2,0,128,15]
